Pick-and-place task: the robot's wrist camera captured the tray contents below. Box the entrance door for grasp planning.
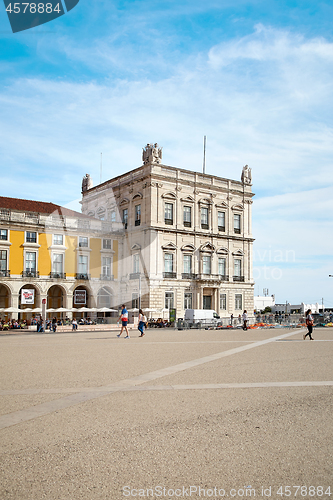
[203,296,212,309]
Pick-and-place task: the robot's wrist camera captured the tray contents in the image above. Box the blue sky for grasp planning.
[1,0,333,305]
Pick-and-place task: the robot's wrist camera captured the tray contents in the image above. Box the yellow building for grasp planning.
[0,196,119,320]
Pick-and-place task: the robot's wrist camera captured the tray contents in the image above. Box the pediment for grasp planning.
[231,204,244,211]
[131,243,141,251]
[181,244,196,252]
[162,242,177,251]
[198,198,212,205]
[120,198,130,206]
[132,193,143,201]
[215,201,228,209]
[199,242,216,252]
[162,192,177,199]
[180,195,195,203]
[217,247,229,255]
[96,207,106,215]
[232,249,244,256]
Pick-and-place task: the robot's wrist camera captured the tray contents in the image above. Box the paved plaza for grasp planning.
[0,327,332,500]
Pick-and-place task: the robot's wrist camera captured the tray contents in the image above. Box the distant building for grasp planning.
[81,143,255,318]
[254,294,275,311]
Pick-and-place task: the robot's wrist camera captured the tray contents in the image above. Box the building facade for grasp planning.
[0,197,119,319]
[80,144,255,318]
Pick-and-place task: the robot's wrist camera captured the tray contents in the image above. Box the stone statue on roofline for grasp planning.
[241,165,252,185]
[142,143,163,165]
[82,173,93,192]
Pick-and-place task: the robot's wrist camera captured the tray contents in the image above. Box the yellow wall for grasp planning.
[64,235,77,277]
[38,233,51,275]
[90,238,101,278]
[113,240,118,279]
[9,230,24,274]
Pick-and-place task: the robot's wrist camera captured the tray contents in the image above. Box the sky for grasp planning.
[0,0,333,306]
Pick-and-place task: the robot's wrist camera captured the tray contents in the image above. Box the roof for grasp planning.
[0,196,87,218]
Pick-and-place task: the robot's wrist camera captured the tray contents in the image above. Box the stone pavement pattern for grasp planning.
[0,327,332,500]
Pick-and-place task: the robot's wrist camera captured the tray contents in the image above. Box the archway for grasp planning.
[0,284,11,309]
[47,285,64,310]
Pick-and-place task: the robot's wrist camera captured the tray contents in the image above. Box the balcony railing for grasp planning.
[129,272,141,280]
[234,228,241,234]
[201,223,209,230]
[22,271,39,278]
[183,221,191,228]
[233,275,245,282]
[0,270,10,277]
[218,274,229,281]
[163,272,177,279]
[135,219,141,226]
[181,273,196,279]
[164,218,173,225]
[218,226,225,232]
[100,274,114,281]
[49,272,66,279]
[75,273,90,280]
[195,273,229,281]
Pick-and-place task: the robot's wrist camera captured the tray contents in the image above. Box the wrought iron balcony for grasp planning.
[100,274,114,281]
[218,274,229,281]
[135,219,141,226]
[75,273,90,280]
[129,272,141,280]
[22,271,39,278]
[49,272,66,279]
[201,223,209,230]
[233,275,244,282]
[165,218,173,225]
[234,228,241,234]
[163,272,177,279]
[218,226,225,232]
[183,221,191,228]
[0,270,10,277]
[181,273,196,279]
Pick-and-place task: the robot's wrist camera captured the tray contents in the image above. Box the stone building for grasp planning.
[81,143,255,318]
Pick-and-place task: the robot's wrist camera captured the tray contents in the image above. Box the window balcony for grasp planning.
[100,274,114,281]
[135,219,141,226]
[181,273,196,279]
[218,274,229,281]
[49,272,66,279]
[78,242,88,247]
[129,272,141,280]
[163,272,177,279]
[0,270,10,277]
[234,228,241,234]
[165,218,173,225]
[75,273,90,280]
[201,223,209,230]
[26,237,37,243]
[22,271,39,278]
[218,226,225,232]
[183,221,191,228]
[233,275,244,282]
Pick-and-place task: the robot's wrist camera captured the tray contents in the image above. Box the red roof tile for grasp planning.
[0,196,87,218]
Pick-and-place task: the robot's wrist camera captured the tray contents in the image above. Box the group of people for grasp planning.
[0,319,28,330]
[117,305,147,339]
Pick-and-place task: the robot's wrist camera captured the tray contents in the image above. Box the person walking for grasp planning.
[242,310,248,331]
[138,309,147,337]
[117,304,130,338]
[304,309,314,340]
[52,317,57,333]
[230,313,234,327]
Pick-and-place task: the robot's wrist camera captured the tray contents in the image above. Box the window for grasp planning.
[102,257,112,277]
[133,254,140,274]
[79,236,88,248]
[164,253,173,273]
[234,259,242,277]
[165,203,173,224]
[135,205,141,226]
[26,231,37,243]
[234,214,241,234]
[235,294,242,310]
[201,207,209,229]
[78,255,88,274]
[110,210,116,223]
[202,255,211,275]
[26,252,36,271]
[165,292,174,309]
[53,234,63,245]
[183,254,192,274]
[218,257,226,276]
[218,211,225,231]
[52,254,63,274]
[0,250,7,270]
[184,292,192,309]
[103,239,112,249]
[220,293,227,310]
[183,206,191,227]
[123,209,128,228]
[0,229,8,240]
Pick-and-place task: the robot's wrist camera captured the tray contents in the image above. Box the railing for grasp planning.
[183,221,191,227]
[218,226,225,232]
[234,228,241,234]
[196,273,229,281]
[22,271,39,278]
[181,273,196,279]
[165,218,173,225]
[135,219,141,226]
[100,274,114,281]
[129,273,141,280]
[50,272,66,279]
[201,223,209,230]
[75,273,90,280]
[0,270,10,277]
[163,272,177,279]
[233,275,244,282]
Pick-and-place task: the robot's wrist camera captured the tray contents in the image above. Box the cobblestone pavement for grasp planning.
[0,327,332,500]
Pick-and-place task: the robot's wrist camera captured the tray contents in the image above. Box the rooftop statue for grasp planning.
[241,165,252,185]
[142,143,163,165]
[82,173,93,192]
